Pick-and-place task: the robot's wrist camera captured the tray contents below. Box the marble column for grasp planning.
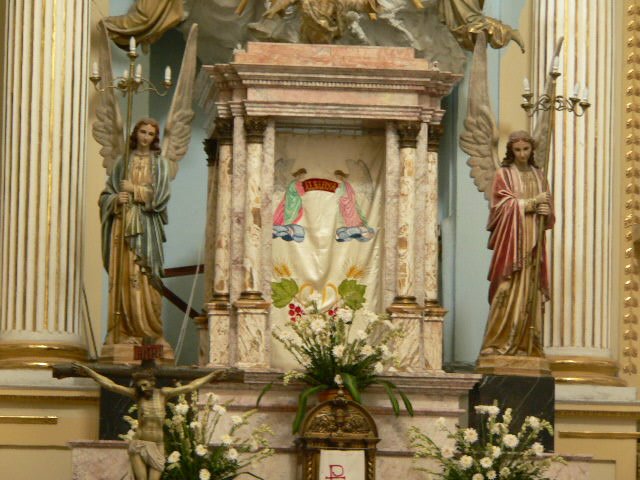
[423,125,446,371]
[234,117,269,369]
[533,0,623,385]
[205,118,233,366]
[0,0,89,367]
[388,121,424,372]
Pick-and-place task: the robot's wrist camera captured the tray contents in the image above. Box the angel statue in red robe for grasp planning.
[460,33,562,366]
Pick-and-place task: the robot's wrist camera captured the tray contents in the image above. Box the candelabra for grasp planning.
[520,55,590,355]
[88,36,173,344]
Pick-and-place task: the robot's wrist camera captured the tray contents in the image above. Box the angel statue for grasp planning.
[460,32,561,360]
[93,21,199,352]
[273,166,307,243]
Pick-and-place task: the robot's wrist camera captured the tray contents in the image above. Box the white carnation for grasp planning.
[213,404,227,415]
[486,471,497,480]
[487,405,500,417]
[361,344,374,356]
[459,455,473,469]
[441,446,455,459]
[227,447,239,460]
[175,403,189,416]
[195,444,208,457]
[167,451,181,464]
[374,362,384,374]
[332,345,345,358]
[311,318,325,333]
[231,415,244,425]
[491,446,501,458]
[503,434,519,448]
[206,392,219,405]
[479,457,492,469]
[221,434,233,445]
[531,442,544,456]
[526,416,541,430]
[463,428,478,444]
[199,468,211,480]
[472,474,484,480]
[500,467,511,477]
[336,308,353,322]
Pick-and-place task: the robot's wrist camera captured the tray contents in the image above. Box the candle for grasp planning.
[573,82,580,97]
[129,36,136,53]
[135,64,142,82]
[123,69,129,79]
[523,77,530,93]
[552,56,559,72]
[92,62,99,77]
[581,87,589,101]
[164,66,171,83]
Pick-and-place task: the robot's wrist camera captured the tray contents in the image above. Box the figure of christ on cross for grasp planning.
[73,363,222,480]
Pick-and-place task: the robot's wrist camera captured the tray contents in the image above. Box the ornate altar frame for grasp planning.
[199,42,460,372]
[297,390,379,480]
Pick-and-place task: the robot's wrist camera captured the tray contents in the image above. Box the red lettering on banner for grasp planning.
[325,464,346,480]
[302,178,339,193]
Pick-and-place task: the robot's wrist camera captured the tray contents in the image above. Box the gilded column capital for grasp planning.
[204,138,218,167]
[245,116,269,144]
[427,124,444,152]
[214,117,234,145]
[396,121,421,148]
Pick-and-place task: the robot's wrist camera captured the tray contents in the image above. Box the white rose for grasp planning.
[199,468,211,480]
[195,444,208,457]
[227,447,239,461]
[531,442,544,456]
[167,451,181,464]
[503,434,519,448]
[221,434,233,445]
[479,457,492,469]
[459,455,473,470]
[463,428,478,444]
[231,415,244,426]
[332,345,345,358]
[175,403,189,416]
[213,404,227,415]
[374,362,384,374]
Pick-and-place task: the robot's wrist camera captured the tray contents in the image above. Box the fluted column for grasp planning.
[234,116,269,369]
[533,0,623,385]
[0,0,89,367]
[204,118,233,366]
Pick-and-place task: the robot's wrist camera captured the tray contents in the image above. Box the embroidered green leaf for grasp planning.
[271,278,299,308]
[338,279,366,310]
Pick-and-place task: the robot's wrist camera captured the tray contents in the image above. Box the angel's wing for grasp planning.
[274,157,296,196]
[161,24,199,180]
[459,31,501,201]
[91,20,124,175]
[346,158,374,207]
[532,36,564,172]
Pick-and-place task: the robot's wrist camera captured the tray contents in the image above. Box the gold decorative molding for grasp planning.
[0,343,87,369]
[624,0,640,376]
[559,431,640,440]
[557,410,640,419]
[0,415,58,425]
[549,356,626,386]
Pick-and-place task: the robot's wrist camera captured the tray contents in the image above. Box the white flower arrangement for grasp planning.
[155,391,272,480]
[409,404,563,480]
[268,272,413,433]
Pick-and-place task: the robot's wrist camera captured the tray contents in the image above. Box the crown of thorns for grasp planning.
[132,369,156,383]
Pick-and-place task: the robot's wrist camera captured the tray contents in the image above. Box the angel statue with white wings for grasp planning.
[460,32,562,362]
[93,22,198,351]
